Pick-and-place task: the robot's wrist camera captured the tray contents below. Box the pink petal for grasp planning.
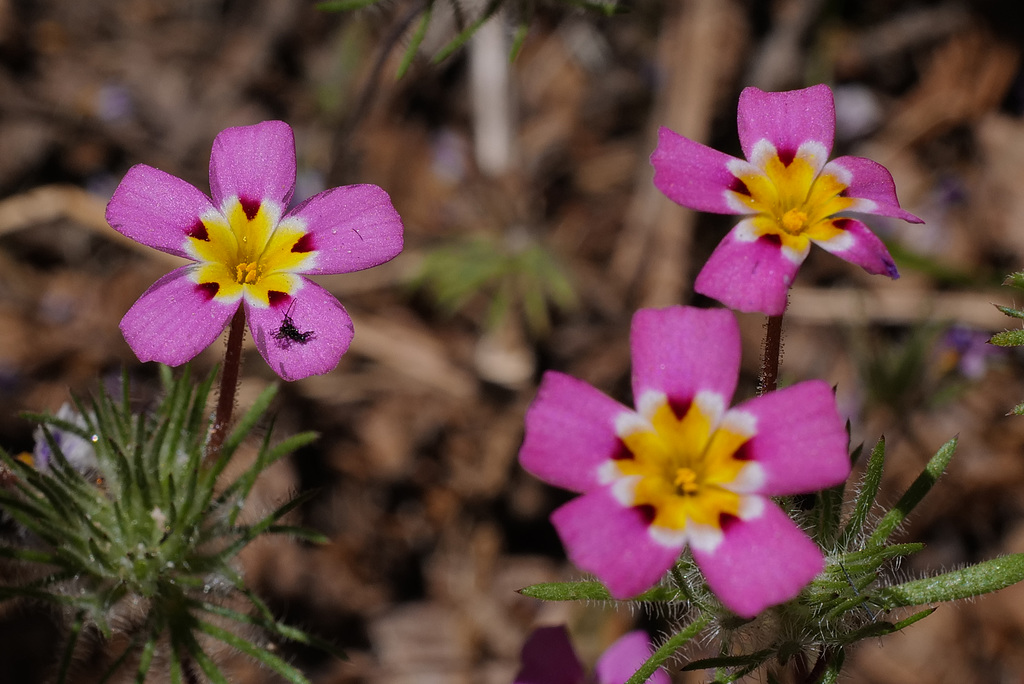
[630,306,739,409]
[650,127,747,215]
[694,221,803,316]
[824,156,923,223]
[288,184,404,275]
[514,626,585,684]
[120,266,237,366]
[737,85,835,165]
[106,165,216,259]
[691,503,823,618]
[734,381,850,496]
[595,631,669,684]
[245,281,354,381]
[552,488,681,600]
[520,372,632,494]
[209,121,295,210]
[814,217,899,278]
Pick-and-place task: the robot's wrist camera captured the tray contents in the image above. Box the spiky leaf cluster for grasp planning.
[0,367,334,683]
[414,232,576,336]
[520,436,1024,684]
[317,0,622,77]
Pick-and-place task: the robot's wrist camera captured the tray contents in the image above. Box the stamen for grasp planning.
[674,467,699,495]
[235,262,262,284]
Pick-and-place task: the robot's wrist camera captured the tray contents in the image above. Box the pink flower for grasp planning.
[106,121,404,380]
[519,306,850,618]
[514,625,668,684]
[651,85,921,315]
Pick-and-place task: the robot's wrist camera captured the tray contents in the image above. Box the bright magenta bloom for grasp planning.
[514,625,668,684]
[519,306,849,618]
[651,84,921,315]
[106,121,403,380]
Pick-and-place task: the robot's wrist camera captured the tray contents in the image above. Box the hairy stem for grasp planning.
[758,313,785,395]
[206,308,246,462]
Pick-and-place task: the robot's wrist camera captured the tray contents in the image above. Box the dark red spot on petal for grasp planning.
[758,234,782,246]
[186,220,209,241]
[667,398,691,420]
[635,505,656,525]
[611,439,634,461]
[291,232,315,253]
[733,442,753,461]
[267,290,290,308]
[832,217,852,230]
[196,282,220,301]
[729,177,751,196]
[777,148,796,166]
[718,512,740,531]
[239,196,261,220]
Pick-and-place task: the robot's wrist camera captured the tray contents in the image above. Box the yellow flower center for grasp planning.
[781,208,808,235]
[729,146,855,253]
[185,197,315,305]
[615,395,755,533]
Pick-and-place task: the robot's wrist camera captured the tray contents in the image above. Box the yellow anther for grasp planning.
[235,262,261,284]
[781,208,808,235]
[674,467,699,495]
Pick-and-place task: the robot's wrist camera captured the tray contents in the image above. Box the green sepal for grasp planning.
[876,554,1024,608]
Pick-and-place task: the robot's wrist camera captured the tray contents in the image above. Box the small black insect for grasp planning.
[273,301,316,349]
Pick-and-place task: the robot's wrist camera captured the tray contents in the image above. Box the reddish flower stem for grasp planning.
[206,307,246,463]
[758,313,785,395]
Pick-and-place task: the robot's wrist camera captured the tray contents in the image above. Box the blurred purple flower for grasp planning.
[514,625,668,684]
[939,325,1002,379]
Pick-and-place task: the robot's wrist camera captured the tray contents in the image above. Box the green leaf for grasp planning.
[990,329,1024,347]
[198,620,310,684]
[876,554,1024,608]
[55,610,85,684]
[396,2,433,79]
[315,0,380,11]
[217,382,279,467]
[996,304,1024,321]
[839,438,886,549]
[1004,271,1024,289]
[682,649,774,672]
[625,614,711,684]
[867,437,957,546]
[431,0,502,64]
[518,580,686,602]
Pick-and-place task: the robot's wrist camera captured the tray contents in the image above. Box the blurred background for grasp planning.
[3,0,1024,681]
